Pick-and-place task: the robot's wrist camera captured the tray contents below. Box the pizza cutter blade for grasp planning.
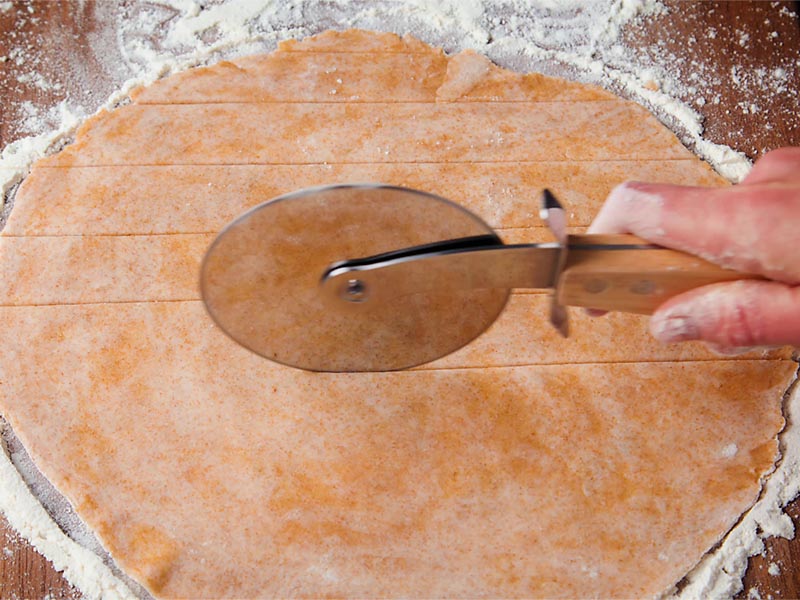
[200,185,514,372]
[201,184,759,372]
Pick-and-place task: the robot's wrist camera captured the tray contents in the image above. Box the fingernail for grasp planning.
[706,343,756,356]
[706,343,781,357]
[650,314,699,343]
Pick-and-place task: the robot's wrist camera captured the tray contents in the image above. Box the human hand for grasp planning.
[586,147,800,353]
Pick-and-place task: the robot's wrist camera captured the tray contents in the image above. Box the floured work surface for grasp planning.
[0,30,796,598]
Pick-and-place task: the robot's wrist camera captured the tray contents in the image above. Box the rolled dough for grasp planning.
[0,30,795,598]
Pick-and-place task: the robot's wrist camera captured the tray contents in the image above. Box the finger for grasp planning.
[743,147,800,184]
[585,181,668,319]
[649,280,800,349]
[587,181,800,283]
[587,182,709,319]
[587,181,668,236]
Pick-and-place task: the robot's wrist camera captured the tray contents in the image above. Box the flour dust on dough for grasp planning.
[0,30,795,598]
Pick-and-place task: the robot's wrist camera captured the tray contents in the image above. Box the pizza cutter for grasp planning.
[200,184,756,372]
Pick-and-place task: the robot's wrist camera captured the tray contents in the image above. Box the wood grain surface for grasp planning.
[1,1,799,599]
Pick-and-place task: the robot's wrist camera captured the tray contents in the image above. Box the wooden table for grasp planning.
[1,1,799,598]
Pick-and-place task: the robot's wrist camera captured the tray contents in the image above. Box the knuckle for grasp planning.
[717,297,762,348]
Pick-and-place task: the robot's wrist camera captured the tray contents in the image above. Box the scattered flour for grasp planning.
[0,424,136,599]
[0,0,763,195]
[673,381,800,598]
[1,1,798,599]
[720,443,740,459]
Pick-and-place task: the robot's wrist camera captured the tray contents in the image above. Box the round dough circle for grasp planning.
[0,30,793,598]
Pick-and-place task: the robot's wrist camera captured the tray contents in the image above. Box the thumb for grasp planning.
[649,280,800,349]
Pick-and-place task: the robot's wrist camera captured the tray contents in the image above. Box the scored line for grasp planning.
[0,299,201,307]
[133,99,623,105]
[36,157,697,168]
[27,158,699,168]
[408,357,797,371]
[0,226,556,238]
[0,232,218,238]
[0,291,550,306]
[0,303,792,366]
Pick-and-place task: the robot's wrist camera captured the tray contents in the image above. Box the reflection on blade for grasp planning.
[322,242,561,304]
[200,184,511,372]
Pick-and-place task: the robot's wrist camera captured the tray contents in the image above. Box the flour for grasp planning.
[0,1,798,598]
[672,379,800,598]
[0,0,768,195]
[0,424,136,599]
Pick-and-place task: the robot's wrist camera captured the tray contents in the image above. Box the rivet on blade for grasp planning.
[342,279,369,302]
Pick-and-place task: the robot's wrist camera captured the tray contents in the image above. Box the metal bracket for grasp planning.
[540,189,569,337]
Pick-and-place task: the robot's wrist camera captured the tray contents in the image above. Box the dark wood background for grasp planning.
[1,1,799,598]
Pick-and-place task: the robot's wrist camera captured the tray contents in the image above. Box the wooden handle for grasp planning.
[557,234,762,315]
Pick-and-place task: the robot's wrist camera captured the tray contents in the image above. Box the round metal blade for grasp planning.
[200,184,510,372]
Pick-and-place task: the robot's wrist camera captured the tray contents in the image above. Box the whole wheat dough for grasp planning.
[0,30,795,598]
